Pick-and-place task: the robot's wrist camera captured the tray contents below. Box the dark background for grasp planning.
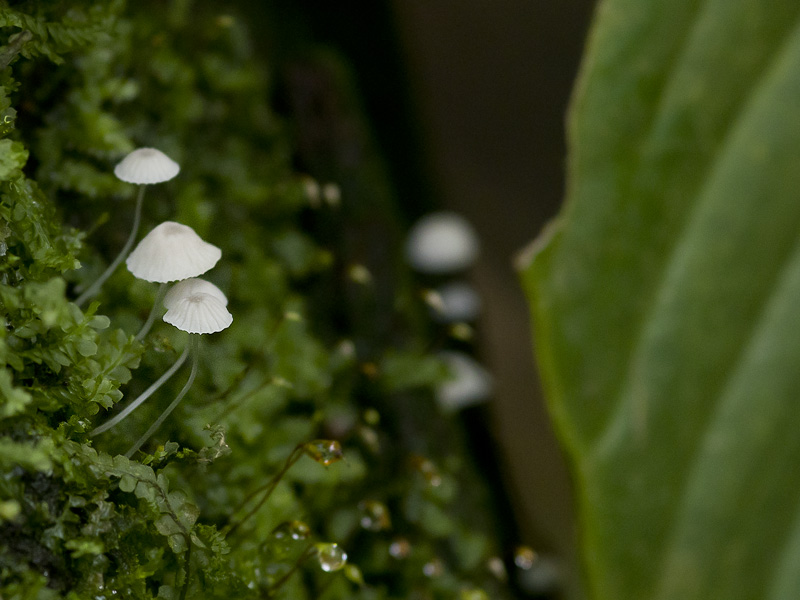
[240,2,597,596]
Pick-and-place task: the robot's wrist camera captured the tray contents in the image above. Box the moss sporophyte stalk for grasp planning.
[0,3,516,599]
[91,278,232,455]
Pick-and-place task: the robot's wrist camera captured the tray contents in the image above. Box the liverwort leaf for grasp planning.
[520,1,800,599]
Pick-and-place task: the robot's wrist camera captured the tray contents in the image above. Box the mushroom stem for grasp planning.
[76,185,146,307]
[125,335,200,458]
[135,282,168,341]
[89,340,190,437]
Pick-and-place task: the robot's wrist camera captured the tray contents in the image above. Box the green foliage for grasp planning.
[521,0,800,599]
[1,1,510,598]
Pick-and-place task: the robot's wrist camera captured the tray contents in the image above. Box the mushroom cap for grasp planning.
[431,281,482,323]
[114,147,180,184]
[405,211,480,274]
[126,221,222,283]
[163,291,233,334]
[435,351,493,413]
[164,278,228,310]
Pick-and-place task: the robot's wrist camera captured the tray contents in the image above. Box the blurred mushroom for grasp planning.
[405,211,480,274]
[430,281,482,323]
[435,350,493,413]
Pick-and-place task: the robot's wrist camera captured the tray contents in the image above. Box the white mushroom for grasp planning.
[114,147,180,185]
[164,277,229,310]
[126,221,221,283]
[163,291,233,335]
[123,284,232,457]
[435,351,493,413]
[405,211,480,274]
[75,148,182,307]
[430,281,482,323]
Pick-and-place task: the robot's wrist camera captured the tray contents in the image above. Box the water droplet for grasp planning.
[272,520,311,541]
[322,182,341,207]
[358,500,391,532]
[337,339,356,358]
[302,176,321,207]
[268,521,311,558]
[304,440,343,465]
[514,546,538,570]
[411,455,442,487]
[315,542,348,572]
[389,538,411,559]
[422,558,444,577]
[486,556,507,581]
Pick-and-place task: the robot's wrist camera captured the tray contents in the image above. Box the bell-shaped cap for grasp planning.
[405,211,480,274]
[163,291,233,334]
[126,221,221,283]
[435,351,492,413]
[431,281,482,323]
[164,278,228,310]
[114,147,180,184]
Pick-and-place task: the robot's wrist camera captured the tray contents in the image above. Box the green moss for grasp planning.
[0,2,511,598]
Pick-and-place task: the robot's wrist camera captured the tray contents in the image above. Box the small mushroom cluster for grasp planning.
[76,148,180,307]
[403,211,493,413]
[89,148,233,456]
[126,220,230,340]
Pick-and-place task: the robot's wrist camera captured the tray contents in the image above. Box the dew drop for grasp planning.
[322,182,341,207]
[272,520,311,541]
[304,440,343,466]
[358,500,391,532]
[514,546,538,570]
[315,542,348,572]
[302,176,321,207]
[389,538,411,559]
[486,556,508,581]
[337,339,356,358]
[422,558,444,577]
[411,455,442,487]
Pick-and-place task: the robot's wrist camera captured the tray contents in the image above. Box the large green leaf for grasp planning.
[520,1,800,599]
